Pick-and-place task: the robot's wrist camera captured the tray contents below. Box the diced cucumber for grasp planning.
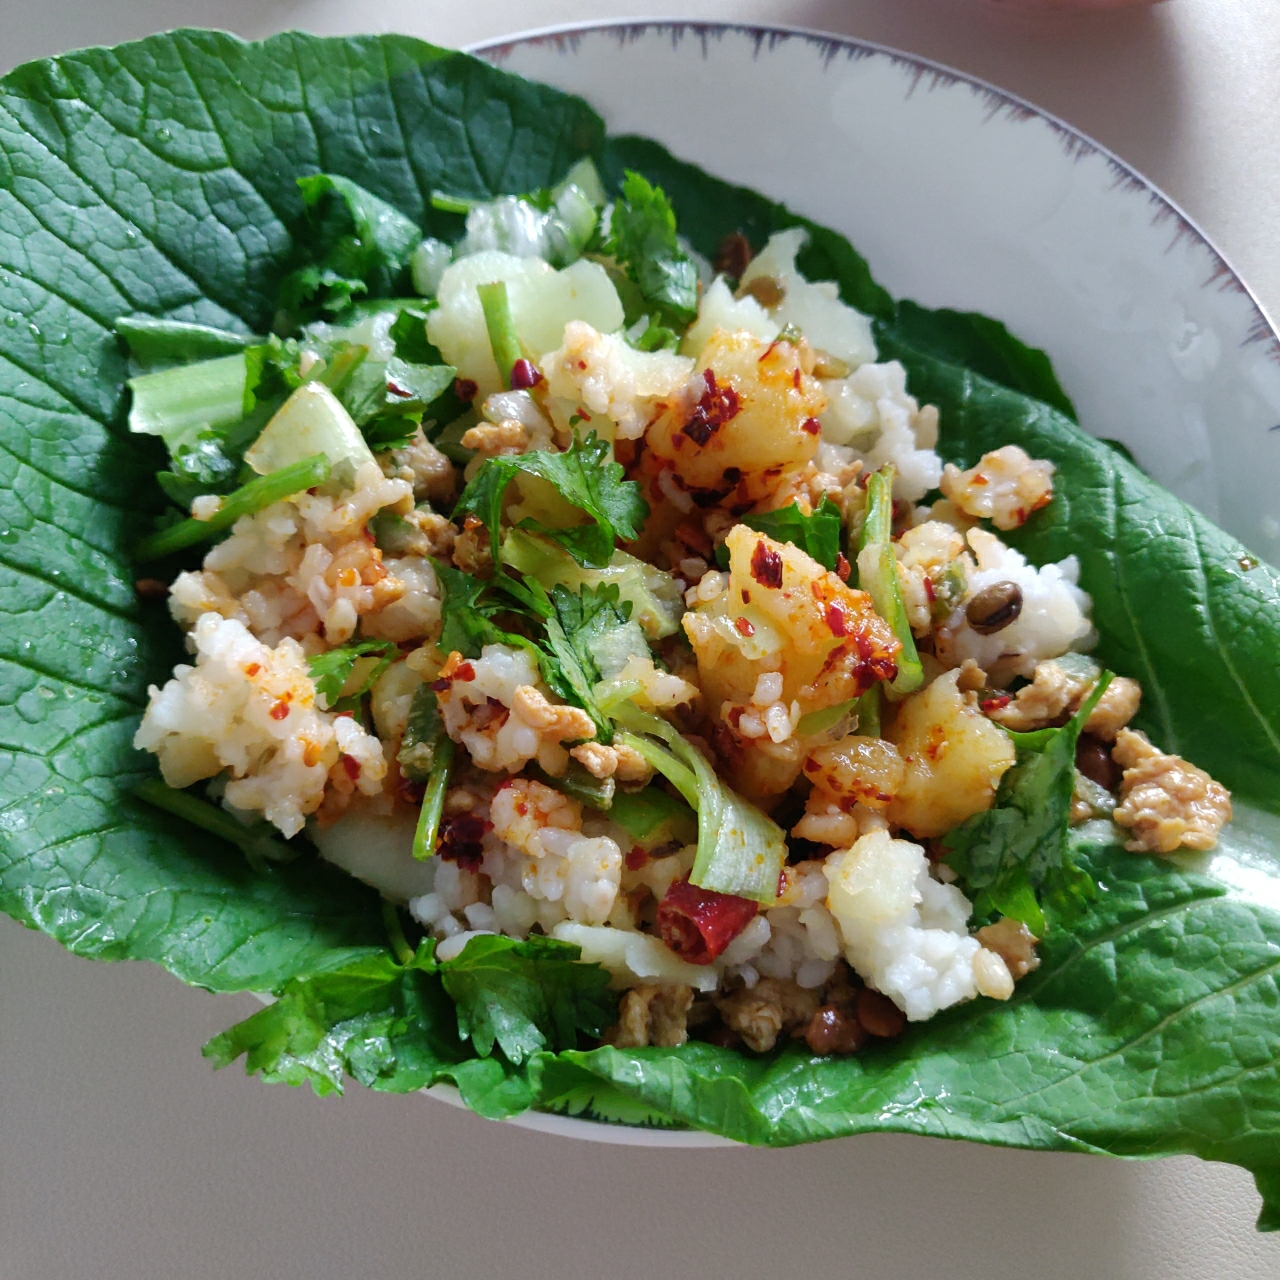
[244,382,375,489]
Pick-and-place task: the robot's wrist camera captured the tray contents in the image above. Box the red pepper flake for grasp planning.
[386,379,412,399]
[335,710,354,719]
[453,662,475,682]
[454,378,478,402]
[740,589,751,604]
[734,616,755,637]
[510,358,543,390]
[681,369,740,445]
[826,603,849,636]
[625,846,648,871]
[834,552,851,582]
[801,416,821,435]
[793,368,802,390]
[437,812,492,871]
[924,576,936,602]
[657,878,759,964]
[430,677,451,694]
[750,539,783,589]
[269,699,290,721]
[244,663,261,677]
[971,474,989,486]
[981,694,1013,713]
[341,754,361,780]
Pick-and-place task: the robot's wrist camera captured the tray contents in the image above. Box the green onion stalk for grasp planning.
[855,466,923,697]
[134,454,331,561]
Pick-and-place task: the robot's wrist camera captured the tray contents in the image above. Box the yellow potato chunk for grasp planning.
[683,526,899,717]
[886,669,1016,838]
[803,735,905,811]
[646,328,827,504]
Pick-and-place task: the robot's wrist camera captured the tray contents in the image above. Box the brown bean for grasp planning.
[134,578,169,600]
[965,581,1023,634]
[856,987,907,1038]
[737,275,784,308]
[803,1005,867,1056]
[713,231,753,281]
[1076,732,1121,791]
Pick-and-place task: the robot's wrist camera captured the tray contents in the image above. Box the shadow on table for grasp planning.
[790,0,1186,195]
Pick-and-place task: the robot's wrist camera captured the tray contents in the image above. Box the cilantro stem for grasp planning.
[382,900,415,965]
[430,190,478,215]
[855,466,923,696]
[412,734,455,861]
[134,453,330,561]
[135,777,294,872]
[477,280,522,389]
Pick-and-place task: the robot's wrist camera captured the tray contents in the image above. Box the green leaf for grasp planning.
[0,29,604,1003]
[538,582,636,742]
[433,560,510,658]
[306,639,397,709]
[440,933,617,1064]
[604,170,699,327]
[116,316,255,370]
[716,496,843,572]
[278,173,422,322]
[453,432,648,568]
[878,301,1078,421]
[941,675,1113,933]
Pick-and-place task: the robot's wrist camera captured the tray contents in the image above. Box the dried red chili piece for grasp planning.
[454,378,478,402]
[749,539,783,589]
[681,369,741,445]
[657,877,758,964]
[437,812,492,871]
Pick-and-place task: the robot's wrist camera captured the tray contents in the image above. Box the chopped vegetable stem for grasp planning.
[412,735,456,861]
[135,778,293,871]
[477,280,523,389]
[856,466,924,696]
[134,453,330,561]
[382,900,415,965]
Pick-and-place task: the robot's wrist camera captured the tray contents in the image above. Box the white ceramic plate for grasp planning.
[436,19,1280,1145]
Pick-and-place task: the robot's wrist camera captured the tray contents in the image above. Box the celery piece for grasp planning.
[134,453,330,561]
[477,279,523,389]
[127,352,254,455]
[855,466,924,696]
[609,785,697,851]
[613,706,786,904]
[135,778,294,873]
[412,735,455,861]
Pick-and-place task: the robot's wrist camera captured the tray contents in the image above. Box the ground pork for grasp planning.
[610,983,696,1048]
[713,976,822,1052]
[1111,729,1232,853]
[940,445,1054,531]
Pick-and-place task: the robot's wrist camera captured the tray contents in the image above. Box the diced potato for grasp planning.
[803,735,905,811]
[886,669,1016,838]
[646,328,827,503]
[824,828,923,928]
[551,921,720,992]
[683,525,898,716]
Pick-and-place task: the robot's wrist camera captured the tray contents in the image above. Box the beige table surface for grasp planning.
[2,3,1279,1278]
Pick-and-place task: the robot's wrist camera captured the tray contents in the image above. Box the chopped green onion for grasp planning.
[135,778,294,873]
[796,697,859,739]
[412,734,455,861]
[856,466,924,696]
[134,453,330,561]
[856,684,881,738]
[477,279,523,389]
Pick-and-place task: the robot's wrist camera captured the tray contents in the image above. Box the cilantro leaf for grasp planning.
[714,496,843,571]
[278,174,422,324]
[441,933,617,1064]
[433,560,511,658]
[453,433,648,568]
[605,170,699,327]
[308,640,397,710]
[941,674,1113,934]
[539,583,637,742]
